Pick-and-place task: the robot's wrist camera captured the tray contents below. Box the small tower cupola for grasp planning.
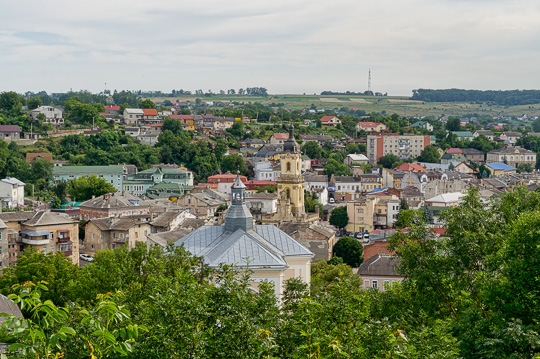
[224,172,254,232]
[283,124,300,153]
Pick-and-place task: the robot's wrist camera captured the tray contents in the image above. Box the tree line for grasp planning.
[411,88,540,106]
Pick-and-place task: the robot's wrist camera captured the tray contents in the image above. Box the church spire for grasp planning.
[224,172,254,232]
[283,124,300,153]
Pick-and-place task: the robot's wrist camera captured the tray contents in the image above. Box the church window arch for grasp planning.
[287,162,291,172]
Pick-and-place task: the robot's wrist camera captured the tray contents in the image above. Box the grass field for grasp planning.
[150,94,540,117]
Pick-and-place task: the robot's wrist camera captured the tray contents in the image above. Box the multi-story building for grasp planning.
[84,216,153,254]
[486,146,536,168]
[123,108,144,126]
[0,211,79,265]
[346,197,377,234]
[319,116,342,127]
[53,165,133,192]
[460,148,485,163]
[367,134,431,165]
[0,177,25,209]
[31,106,64,127]
[122,167,194,197]
[176,188,230,219]
[207,173,248,195]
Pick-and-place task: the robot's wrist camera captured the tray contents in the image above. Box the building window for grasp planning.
[50,245,54,253]
[91,245,95,250]
[372,280,378,289]
[43,246,47,254]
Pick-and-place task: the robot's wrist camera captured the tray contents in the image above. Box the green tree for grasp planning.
[418,145,440,163]
[66,175,116,201]
[333,236,364,267]
[517,163,533,173]
[378,153,402,168]
[329,206,349,231]
[324,159,349,177]
[221,154,247,175]
[445,118,461,131]
[0,91,22,115]
[301,141,322,159]
[138,99,157,109]
[226,121,245,140]
[27,97,43,110]
[532,117,540,132]
[310,258,359,293]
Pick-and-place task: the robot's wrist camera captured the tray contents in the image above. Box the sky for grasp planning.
[1,0,540,96]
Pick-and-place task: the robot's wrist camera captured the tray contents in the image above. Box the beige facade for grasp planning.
[367,134,431,165]
[85,217,152,254]
[356,121,387,133]
[486,146,536,168]
[346,198,377,234]
[79,193,151,220]
[1,212,79,265]
[176,189,229,219]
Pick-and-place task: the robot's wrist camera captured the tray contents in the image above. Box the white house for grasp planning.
[0,177,25,209]
[344,153,369,167]
[31,106,64,127]
[304,174,328,192]
[123,108,144,126]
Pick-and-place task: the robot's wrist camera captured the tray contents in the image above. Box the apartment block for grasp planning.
[367,134,431,165]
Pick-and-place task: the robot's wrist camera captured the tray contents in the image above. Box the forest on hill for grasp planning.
[411,88,540,106]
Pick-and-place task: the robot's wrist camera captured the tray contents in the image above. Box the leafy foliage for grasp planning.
[329,206,349,230]
[66,174,117,201]
[333,236,364,267]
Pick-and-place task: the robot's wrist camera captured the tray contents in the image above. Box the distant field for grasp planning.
[149,94,540,117]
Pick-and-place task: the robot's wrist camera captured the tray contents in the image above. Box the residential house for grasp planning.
[484,162,517,177]
[123,108,144,126]
[53,165,132,192]
[269,133,289,145]
[425,192,465,207]
[367,134,431,164]
[451,131,474,141]
[31,106,64,127]
[104,105,121,114]
[207,173,248,195]
[145,182,194,200]
[240,138,265,148]
[151,210,198,233]
[252,144,284,163]
[454,161,475,175]
[26,152,53,164]
[79,192,151,220]
[394,163,425,172]
[460,148,485,163]
[0,211,79,265]
[169,115,195,131]
[441,152,467,165]
[486,146,536,168]
[142,108,159,124]
[279,222,336,261]
[0,125,21,141]
[409,120,433,131]
[244,180,277,195]
[333,176,363,201]
[298,134,333,145]
[423,172,474,199]
[0,177,25,209]
[0,219,8,268]
[122,166,194,197]
[357,255,402,291]
[498,131,523,143]
[171,175,313,299]
[320,116,342,127]
[304,174,328,192]
[255,161,280,181]
[246,192,278,222]
[473,130,495,141]
[346,197,378,234]
[176,188,230,219]
[84,216,153,254]
[381,168,405,188]
[358,174,383,193]
[343,153,369,167]
[356,121,387,133]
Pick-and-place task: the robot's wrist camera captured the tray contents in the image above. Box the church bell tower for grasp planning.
[277,124,305,218]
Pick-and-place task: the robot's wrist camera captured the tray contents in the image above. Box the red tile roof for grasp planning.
[142,109,158,116]
[320,116,339,122]
[244,180,277,190]
[169,115,193,120]
[105,105,120,111]
[272,133,289,140]
[446,148,463,154]
[357,121,384,128]
[394,163,426,172]
[207,174,248,183]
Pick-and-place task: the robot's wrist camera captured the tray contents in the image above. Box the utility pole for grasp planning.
[368,69,372,95]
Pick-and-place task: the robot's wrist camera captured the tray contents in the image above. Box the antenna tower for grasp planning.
[368,69,372,94]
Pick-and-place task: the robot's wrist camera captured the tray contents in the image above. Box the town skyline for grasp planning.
[2,0,540,95]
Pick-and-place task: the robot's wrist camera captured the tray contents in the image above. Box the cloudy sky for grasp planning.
[1,0,539,96]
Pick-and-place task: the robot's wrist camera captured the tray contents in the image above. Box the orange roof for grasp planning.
[446,148,463,154]
[357,121,383,128]
[207,174,248,183]
[273,133,289,139]
[169,115,193,120]
[320,116,339,122]
[142,108,158,116]
[394,163,426,172]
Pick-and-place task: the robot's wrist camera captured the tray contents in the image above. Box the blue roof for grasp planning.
[485,162,516,171]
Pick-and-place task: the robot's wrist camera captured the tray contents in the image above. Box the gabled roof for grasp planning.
[0,125,21,133]
[357,255,401,276]
[394,163,425,172]
[1,177,25,186]
[426,192,465,204]
[346,153,369,162]
[169,114,193,120]
[142,108,158,116]
[79,192,149,210]
[357,121,384,128]
[446,148,463,154]
[124,108,144,114]
[272,133,289,140]
[320,116,339,122]
[0,295,23,324]
[23,211,77,226]
[104,105,120,111]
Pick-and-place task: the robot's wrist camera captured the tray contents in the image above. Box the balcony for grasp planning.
[63,250,73,256]
[57,236,71,243]
[113,237,127,243]
[20,230,50,245]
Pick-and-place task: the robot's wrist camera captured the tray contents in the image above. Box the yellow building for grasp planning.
[262,125,318,225]
[346,198,377,233]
